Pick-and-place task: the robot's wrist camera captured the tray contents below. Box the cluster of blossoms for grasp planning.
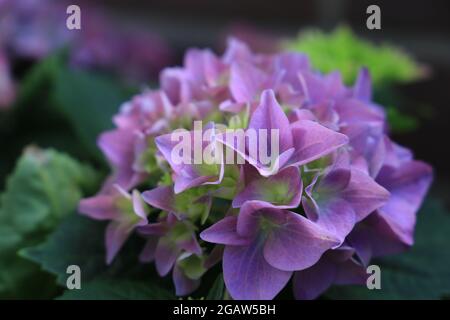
[79,39,433,299]
[0,0,172,84]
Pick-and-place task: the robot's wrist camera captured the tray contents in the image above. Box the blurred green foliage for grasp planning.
[15,53,134,161]
[22,212,176,300]
[285,26,423,86]
[20,213,108,287]
[0,147,100,298]
[58,278,174,300]
[206,273,225,300]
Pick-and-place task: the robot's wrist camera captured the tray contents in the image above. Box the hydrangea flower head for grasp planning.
[80,39,433,300]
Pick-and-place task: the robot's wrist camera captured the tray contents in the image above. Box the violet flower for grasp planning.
[80,38,433,299]
[0,0,172,81]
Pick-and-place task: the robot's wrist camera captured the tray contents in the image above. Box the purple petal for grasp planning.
[98,129,135,167]
[173,264,201,296]
[275,52,310,85]
[347,213,409,260]
[222,38,253,64]
[105,221,131,265]
[318,168,351,193]
[293,246,367,299]
[288,120,348,167]
[341,123,385,177]
[293,257,336,300]
[263,210,339,271]
[160,67,192,104]
[174,173,220,194]
[179,234,202,255]
[139,236,158,263]
[154,132,184,173]
[155,127,224,193]
[308,101,340,130]
[98,129,143,189]
[219,100,247,113]
[342,168,390,221]
[131,190,148,224]
[138,222,168,236]
[200,216,252,246]
[78,195,119,220]
[337,99,385,127]
[236,201,284,239]
[383,138,413,167]
[304,197,356,244]
[353,68,372,101]
[184,48,224,88]
[223,237,292,300]
[155,237,180,276]
[288,109,316,123]
[142,186,176,212]
[248,89,293,154]
[303,167,356,242]
[376,161,433,245]
[334,258,368,285]
[229,61,266,103]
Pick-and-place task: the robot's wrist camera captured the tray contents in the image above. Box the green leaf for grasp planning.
[22,211,176,299]
[0,54,81,188]
[326,198,450,299]
[6,54,133,166]
[58,277,174,300]
[0,147,100,298]
[52,67,131,159]
[20,214,108,286]
[206,273,225,300]
[13,54,62,110]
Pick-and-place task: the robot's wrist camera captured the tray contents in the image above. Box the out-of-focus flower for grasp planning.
[81,38,433,299]
[0,0,172,81]
[69,6,173,81]
[0,50,15,109]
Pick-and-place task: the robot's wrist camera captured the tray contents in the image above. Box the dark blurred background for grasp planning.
[101,0,450,60]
